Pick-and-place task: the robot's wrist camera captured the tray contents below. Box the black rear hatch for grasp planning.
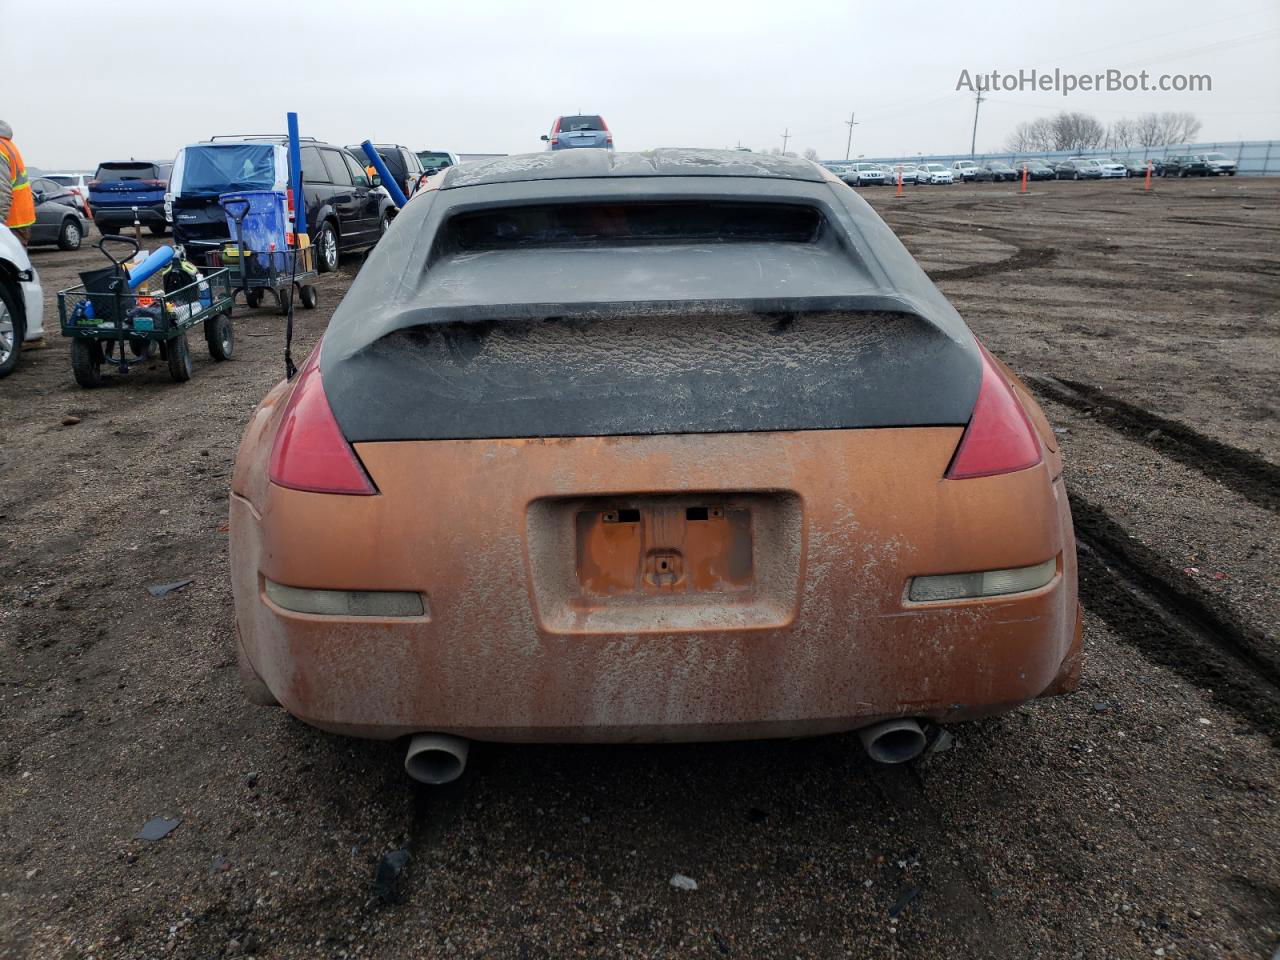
[319,178,982,443]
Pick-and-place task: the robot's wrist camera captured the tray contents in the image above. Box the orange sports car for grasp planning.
[230,149,1081,784]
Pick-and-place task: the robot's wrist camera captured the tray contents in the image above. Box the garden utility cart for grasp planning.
[57,236,236,388]
[185,195,318,316]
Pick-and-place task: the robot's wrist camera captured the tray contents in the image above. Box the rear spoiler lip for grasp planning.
[321,300,984,444]
[321,294,960,369]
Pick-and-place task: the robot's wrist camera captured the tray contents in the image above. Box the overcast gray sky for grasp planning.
[3,0,1277,170]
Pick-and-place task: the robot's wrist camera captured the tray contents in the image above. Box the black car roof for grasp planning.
[440,148,827,190]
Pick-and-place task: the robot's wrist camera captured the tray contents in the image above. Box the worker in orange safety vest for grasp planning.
[0,120,36,247]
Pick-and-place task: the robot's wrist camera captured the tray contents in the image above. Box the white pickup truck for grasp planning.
[0,225,45,378]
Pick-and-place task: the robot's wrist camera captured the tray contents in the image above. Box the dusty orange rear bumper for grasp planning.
[230,429,1080,741]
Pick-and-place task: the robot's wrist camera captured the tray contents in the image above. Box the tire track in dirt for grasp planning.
[1071,494,1280,746]
[883,214,1057,282]
[1028,376,1279,513]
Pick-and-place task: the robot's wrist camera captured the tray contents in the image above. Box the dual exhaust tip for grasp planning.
[403,718,928,784]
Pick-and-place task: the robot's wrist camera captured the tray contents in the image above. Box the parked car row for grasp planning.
[831,152,1240,187]
[1161,153,1237,177]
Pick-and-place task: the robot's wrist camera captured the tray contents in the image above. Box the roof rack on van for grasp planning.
[205,135,320,142]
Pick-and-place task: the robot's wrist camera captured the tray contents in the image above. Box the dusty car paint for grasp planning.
[231,422,1080,741]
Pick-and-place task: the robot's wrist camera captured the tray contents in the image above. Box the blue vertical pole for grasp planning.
[287,112,306,238]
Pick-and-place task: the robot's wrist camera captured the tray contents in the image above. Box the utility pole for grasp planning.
[969,91,985,158]
[781,128,791,155]
[844,112,859,162]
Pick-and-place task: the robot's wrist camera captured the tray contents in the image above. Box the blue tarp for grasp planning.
[180,144,276,195]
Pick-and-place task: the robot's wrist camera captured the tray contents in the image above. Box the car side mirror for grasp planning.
[540,134,550,142]
[370,175,382,187]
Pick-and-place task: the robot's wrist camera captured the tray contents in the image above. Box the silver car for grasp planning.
[29,178,90,250]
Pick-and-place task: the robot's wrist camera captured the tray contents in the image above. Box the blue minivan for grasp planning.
[541,115,613,151]
[88,161,172,236]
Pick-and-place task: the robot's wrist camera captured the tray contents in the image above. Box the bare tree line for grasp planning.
[1005,111,1203,153]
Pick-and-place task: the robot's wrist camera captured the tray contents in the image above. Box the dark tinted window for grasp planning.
[443,202,823,252]
[94,162,160,181]
[301,147,330,183]
[558,115,604,132]
[322,150,352,185]
[376,149,405,180]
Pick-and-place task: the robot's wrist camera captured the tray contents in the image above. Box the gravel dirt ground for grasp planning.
[1,180,1278,960]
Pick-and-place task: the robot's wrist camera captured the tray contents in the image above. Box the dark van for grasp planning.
[168,137,395,273]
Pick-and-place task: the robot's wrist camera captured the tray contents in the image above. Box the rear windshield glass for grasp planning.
[442,202,822,252]
[418,152,454,170]
[94,163,161,181]
[46,175,79,185]
[179,144,275,195]
[559,115,604,131]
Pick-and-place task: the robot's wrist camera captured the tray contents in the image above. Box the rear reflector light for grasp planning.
[909,557,1057,602]
[945,345,1043,479]
[264,579,424,617]
[87,180,100,189]
[268,345,376,495]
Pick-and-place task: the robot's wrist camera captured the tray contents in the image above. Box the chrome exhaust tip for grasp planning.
[858,718,927,764]
[404,733,470,784]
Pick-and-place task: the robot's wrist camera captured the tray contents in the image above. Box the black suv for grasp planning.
[346,143,427,199]
[170,137,397,273]
[1161,155,1211,178]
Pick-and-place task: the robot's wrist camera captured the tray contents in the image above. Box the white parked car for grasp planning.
[917,163,955,185]
[846,162,886,186]
[950,160,979,181]
[1090,158,1127,179]
[889,162,920,185]
[0,224,45,378]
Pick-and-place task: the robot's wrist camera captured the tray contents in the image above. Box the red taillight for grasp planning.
[87,180,101,189]
[141,179,167,188]
[945,345,1043,479]
[268,346,376,495]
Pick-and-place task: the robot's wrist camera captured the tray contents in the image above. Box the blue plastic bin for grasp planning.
[219,190,289,272]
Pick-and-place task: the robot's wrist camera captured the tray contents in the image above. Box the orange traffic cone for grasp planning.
[895,170,904,198]
[1020,163,1028,194]
[1144,161,1152,192]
